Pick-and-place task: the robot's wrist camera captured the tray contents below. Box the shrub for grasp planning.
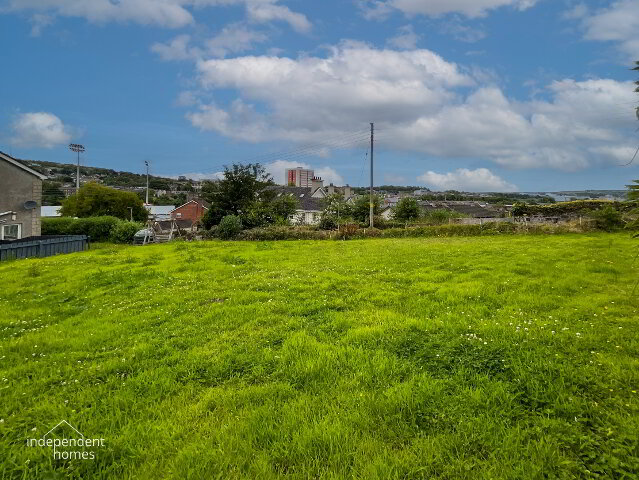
[42,216,122,241]
[237,226,330,241]
[318,215,338,231]
[218,215,243,240]
[109,221,143,244]
[393,197,420,222]
[590,206,625,232]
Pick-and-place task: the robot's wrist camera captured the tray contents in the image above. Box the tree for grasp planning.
[393,197,420,222]
[628,180,639,201]
[511,202,528,217]
[42,181,65,206]
[60,183,148,221]
[270,194,299,222]
[201,164,272,229]
[322,193,352,218]
[352,194,382,223]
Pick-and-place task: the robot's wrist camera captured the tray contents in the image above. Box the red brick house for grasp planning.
[170,199,209,225]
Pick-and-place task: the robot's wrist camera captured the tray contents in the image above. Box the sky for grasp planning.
[1,0,638,192]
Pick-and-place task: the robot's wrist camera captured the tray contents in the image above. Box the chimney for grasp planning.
[311,176,323,192]
[327,183,335,195]
[343,184,352,199]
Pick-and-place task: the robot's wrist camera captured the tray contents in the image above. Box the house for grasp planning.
[145,205,175,221]
[170,199,209,224]
[380,206,394,220]
[41,206,62,217]
[265,185,324,225]
[0,151,47,240]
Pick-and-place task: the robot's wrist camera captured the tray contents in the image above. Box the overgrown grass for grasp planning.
[1,234,638,479]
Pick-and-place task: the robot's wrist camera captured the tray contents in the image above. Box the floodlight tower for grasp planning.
[69,143,85,191]
[144,160,150,205]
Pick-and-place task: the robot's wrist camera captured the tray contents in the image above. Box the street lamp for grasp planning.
[69,143,85,192]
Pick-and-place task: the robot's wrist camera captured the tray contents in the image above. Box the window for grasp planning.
[1,224,21,241]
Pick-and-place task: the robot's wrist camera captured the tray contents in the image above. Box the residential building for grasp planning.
[325,183,354,202]
[170,199,209,224]
[285,167,314,187]
[0,151,47,240]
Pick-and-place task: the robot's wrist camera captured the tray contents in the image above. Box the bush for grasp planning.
[42,216,122,241]
[109,221,143,244]
[590,206,625,232]
[218,215,243,240]
[42,216,143,242]
[238,226,330,241]
[318,215,338,231]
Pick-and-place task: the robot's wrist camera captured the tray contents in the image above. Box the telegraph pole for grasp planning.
[69,144,85,192]
[144,160,150,205]
[369,122,374,228]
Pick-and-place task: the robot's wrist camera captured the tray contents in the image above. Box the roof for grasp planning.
[41,206,62,217]
[145,205,175,215]
[170,199,210,213]
[265,186,323,211]
[0,151,48,180]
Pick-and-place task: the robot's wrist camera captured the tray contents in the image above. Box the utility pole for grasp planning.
[369,122,374,228]
[69,144,85,192]
[128,207,133,222]
[144,160,150,205]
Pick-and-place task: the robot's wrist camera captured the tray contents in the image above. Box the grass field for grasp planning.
[1,234,638,479]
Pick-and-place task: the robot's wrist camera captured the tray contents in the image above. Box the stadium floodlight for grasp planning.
[69,144,85,190]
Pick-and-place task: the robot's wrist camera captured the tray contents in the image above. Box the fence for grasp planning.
[0,235,89,261]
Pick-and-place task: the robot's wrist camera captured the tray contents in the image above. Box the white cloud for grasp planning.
[29,13,54,36]
[264,160,344,185]
[359,0,538,19]
[190,42,472,142]
[183,43,637,171]
[2,0,310,31]
[387,25,421,49]
[11,112,72,148]
[418,168,518,192]
[439,17,486,42]
[245,1,311,33]
[579,0,639,59]
[3,0,195,28]
[207,23,269,57]
[152,24,267,62]
[152,34,201,61]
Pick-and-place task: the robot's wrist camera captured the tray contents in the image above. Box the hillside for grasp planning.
[24,159,196,191]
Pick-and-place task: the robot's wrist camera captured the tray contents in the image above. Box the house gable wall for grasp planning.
[0,160,42,238]
[171,201,207,222]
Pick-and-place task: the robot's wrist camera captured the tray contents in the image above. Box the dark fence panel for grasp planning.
[0,235,89,261]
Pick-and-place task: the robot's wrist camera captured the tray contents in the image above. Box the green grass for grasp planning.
[1,234,638,479]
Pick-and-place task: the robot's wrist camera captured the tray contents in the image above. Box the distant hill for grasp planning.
[23,159,196,191]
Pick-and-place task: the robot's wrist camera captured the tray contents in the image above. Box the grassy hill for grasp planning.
[1,235,637,479]
[23,159,196,191]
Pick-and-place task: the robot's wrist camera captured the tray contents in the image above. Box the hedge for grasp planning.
[232,221,594,241]
[42,216,143,243]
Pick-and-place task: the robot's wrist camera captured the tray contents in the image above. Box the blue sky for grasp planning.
[1,0,638,192]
